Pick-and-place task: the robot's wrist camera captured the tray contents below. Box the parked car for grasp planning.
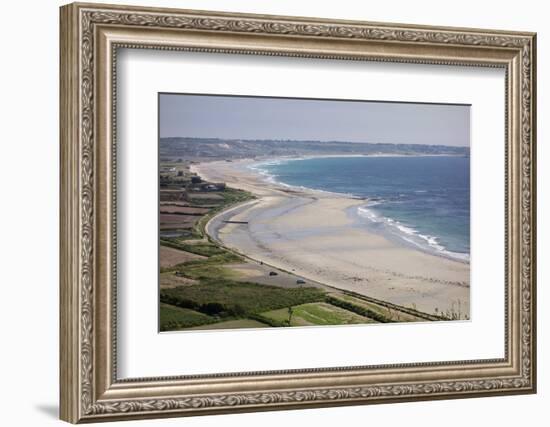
[269,271,278,276]
[296,279,306,284]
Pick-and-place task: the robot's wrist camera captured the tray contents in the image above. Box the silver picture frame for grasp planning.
[60,2,536,422]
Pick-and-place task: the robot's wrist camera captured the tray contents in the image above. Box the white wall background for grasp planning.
[0,1,545,426]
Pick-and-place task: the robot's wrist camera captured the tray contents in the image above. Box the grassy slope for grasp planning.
[327,293,441,322]
[159,303,216,331]
[160,280,326,319]
[258,302,377,327]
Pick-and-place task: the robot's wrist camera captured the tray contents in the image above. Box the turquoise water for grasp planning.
[250,156,470,262]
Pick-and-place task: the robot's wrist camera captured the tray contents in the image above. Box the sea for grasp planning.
[249,155,470,262]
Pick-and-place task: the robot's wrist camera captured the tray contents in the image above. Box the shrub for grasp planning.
[201,302,226,316]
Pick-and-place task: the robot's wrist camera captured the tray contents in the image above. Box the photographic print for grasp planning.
[158,94,471,332]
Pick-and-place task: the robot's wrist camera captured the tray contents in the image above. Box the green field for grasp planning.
[258,302,377,327]
[171,261,241,281]
[326,293,433,323]
[159,303,216,331]
[160,240,229,257]
[160,280,326,319]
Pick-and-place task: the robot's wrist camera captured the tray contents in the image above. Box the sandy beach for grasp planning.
[192,159,470,316]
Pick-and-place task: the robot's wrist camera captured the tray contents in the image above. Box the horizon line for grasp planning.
[159,136,470,148]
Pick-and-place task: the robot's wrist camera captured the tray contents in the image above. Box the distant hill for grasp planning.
[160,137,469,161]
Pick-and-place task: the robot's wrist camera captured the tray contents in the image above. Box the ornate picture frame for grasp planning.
[60,2,536,423]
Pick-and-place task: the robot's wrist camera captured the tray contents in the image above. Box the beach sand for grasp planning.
[192,159,470,317]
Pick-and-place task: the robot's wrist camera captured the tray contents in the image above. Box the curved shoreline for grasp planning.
[205,199,259,245]
[193,159,470,316]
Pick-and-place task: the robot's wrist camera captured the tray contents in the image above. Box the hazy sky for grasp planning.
[160,93,470,147]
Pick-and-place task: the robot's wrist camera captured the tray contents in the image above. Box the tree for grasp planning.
[287,307,294,326]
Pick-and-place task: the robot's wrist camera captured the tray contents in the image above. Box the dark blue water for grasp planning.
[251,156,470,262]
